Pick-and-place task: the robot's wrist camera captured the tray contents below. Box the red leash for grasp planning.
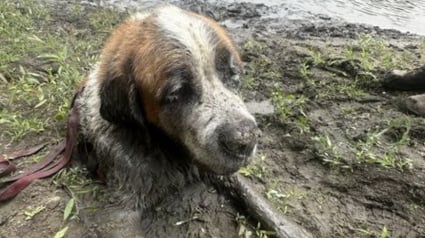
[0,92,81,202]
[0,144,46,177]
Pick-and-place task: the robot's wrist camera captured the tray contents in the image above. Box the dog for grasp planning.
[75,5,261,209]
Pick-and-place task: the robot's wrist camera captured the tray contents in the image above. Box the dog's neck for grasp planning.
[146,124,192,166]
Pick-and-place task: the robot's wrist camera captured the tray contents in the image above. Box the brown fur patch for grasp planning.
[97,17,185,126]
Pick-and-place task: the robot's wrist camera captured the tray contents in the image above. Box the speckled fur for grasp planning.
[75,6,259,209]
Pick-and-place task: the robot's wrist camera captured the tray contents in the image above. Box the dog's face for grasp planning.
[97,6,260,174]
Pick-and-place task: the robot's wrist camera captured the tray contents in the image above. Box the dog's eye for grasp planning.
[166,88,180,103]
[165,84,187,103]
[163,67,194,104]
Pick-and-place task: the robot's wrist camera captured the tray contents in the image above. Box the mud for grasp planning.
[1,1,425,238]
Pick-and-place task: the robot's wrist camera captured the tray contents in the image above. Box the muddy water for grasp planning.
[86,0,425,35]
[217,0,425,35]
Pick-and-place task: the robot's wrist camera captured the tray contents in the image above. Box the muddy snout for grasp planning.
[217,119,261,160]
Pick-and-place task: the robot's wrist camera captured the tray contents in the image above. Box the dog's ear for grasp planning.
[99,70,145,126]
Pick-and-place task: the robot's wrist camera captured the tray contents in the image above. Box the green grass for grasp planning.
[0,0,123,143]
[241,39,282,90]
[303,34,420,101]
[349,34,416,71]
[271,90,310,133]
[0,4,119,234]
[352,225,391,238]
[53,167,104,202]
[265,187,306,214]
[239,153,269,179]
[353,122,413,170]
[296,35,420,172]
[312,134,347,167]
[312,119,413,171]
[235,214,276,238]
[52,165,105,237]
[23,205,46,220]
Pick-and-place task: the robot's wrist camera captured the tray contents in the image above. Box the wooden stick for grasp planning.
[226,174,313,238]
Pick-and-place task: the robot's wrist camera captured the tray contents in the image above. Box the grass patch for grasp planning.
[353,225,391,238]
[0,112,45,141]
[272,91,307,120]
[312,134,347,167]
[241,39,282,90]
[348,34,416,71]
[304,34,419,101]
[53,167,104,202]
[313,119,413,171]
[23,205,45,220]
[265,187,306,214]
[53,167,103,237]
[354,125,412,170]
[0,0,123,143]
[1,5,115,236]
[239,153,269,179]
[235,214,276,238]
[271,90,310,133]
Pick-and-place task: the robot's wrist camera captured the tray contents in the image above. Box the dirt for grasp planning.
[1,1,425,238]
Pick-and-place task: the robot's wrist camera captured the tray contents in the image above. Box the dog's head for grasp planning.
[97,6,260,175]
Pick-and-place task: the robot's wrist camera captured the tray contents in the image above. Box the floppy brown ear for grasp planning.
[98,70,145,126]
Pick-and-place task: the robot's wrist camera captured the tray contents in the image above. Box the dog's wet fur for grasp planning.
[75,5,260,209]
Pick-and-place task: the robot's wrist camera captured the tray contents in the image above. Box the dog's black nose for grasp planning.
[218,120,261,159]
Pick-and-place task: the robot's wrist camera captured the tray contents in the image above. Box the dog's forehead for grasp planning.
[152,6,240,68]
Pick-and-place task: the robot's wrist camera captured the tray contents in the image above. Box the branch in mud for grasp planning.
[217,174,313,238]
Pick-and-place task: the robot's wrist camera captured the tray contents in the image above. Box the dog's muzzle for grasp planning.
[217,119,261,160]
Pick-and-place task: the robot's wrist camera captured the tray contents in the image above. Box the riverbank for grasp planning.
[1,1,425,237]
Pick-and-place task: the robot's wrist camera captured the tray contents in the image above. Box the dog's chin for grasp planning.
[193,150,254,175]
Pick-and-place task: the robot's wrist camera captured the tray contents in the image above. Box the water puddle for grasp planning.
[218,0,425,35]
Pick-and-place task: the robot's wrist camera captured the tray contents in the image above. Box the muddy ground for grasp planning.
[1,1,425,238]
